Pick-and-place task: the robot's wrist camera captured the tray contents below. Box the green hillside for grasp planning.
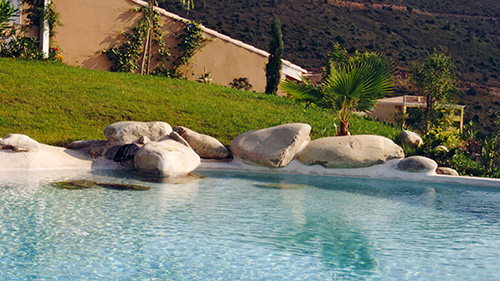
[159,0,500,88]
[0,58,400,146]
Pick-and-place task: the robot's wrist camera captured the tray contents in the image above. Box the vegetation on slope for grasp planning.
[362,0,500,16]
[0,58,400,146]
[158,0,500,88]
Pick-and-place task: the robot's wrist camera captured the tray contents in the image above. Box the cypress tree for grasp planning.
[265,17,283,95]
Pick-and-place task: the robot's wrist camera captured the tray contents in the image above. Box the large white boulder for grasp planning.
[297,135,404,168]
[0,134,40,152]
[230,123,311,168]
[398,130,423,147]
[173,126,229,159]
[104,121,172,144]
[134,140,201,177]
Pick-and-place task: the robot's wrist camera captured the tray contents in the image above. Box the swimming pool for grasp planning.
[1,169,499,280]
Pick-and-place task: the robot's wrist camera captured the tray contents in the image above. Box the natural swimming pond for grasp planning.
[1,169,500,280]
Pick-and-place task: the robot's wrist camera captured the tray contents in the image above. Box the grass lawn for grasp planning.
[0,58,400,146]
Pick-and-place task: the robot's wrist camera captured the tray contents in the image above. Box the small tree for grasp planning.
[326,54,395,135]
[265,17,283,95]
[322,42,348,80]
[139,0,155,75]
[139,0,194,74]
[282,51,395,136]
[104,1,202,76]
[410,51,457,133]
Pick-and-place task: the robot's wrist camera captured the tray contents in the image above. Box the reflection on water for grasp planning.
[272,180,377,276]
[1,170,500,280]
[203,171,500,280]
[133,172,205,185]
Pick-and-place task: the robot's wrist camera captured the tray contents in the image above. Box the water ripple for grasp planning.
[0,170,499,280]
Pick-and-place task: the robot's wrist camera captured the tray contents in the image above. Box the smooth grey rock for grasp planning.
[0,134,40,152]
[66,140,110,158]
[396,156,438,173]
[436,167,459,176]
[435,145,449,152]
[167,131,191,148]
[104,121,172,144]
[230,123,311,168]
[67,139,105,150]
[134,140,200,177]
[87,141,112,158]
[297,135,404,168]
[398,130,423,147]
[173,126,229,159]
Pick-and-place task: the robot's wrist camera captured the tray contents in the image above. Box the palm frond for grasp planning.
[280,77,324,108]
[324,54,395,113]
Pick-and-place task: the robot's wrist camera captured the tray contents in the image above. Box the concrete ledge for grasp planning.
[197,159,500,188]
[0,144,126,171]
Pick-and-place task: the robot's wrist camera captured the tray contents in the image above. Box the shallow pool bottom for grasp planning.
[1,169,500,280]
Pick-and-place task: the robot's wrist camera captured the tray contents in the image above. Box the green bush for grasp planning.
[0,34,44,59]
[404,125,500,178]
[449,135,500,178]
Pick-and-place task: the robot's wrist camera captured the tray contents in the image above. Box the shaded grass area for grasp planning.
[0,58,400,146]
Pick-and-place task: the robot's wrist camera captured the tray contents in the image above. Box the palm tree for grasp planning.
[282,52,395,136]
[326,54,395,135]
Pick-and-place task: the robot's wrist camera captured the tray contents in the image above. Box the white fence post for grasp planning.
[40,0,51,58]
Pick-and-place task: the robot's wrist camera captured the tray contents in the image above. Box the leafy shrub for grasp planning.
[449,134,500,178]
[0,33,44,59]
[412,128,460,161]
[404,124,500,178]
[196,71,212,84]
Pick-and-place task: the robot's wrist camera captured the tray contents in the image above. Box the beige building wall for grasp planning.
[53,0,142,70]
[369,103,400,123]
[50,0,300,93]
[189,33,268,91]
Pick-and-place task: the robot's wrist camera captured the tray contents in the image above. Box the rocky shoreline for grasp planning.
[1,121,499,187]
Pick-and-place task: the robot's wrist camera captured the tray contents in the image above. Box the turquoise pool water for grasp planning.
[1,169,500,280]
